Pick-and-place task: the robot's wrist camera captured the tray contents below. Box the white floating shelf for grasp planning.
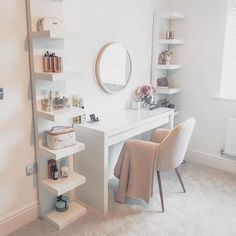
[31,30,79,39]
[158,39,184,45]
[174,110,181,117]
[45,201,86,231]
[39,142,85,160]
[33,72,83,81]
[158,12,185,20]
[156,64,183,70]
[37,107,84,122]
[42,172,86,196]
[157,87,181,95]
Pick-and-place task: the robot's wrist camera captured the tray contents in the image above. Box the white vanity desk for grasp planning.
[75,108,174,214]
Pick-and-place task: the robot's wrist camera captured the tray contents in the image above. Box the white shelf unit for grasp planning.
[157,87,181,95]
[158,12,185,20]
[39,142,85,160]
[151,12,185,116]
[26,0,87,231]
[158,39,184,45]
[45,201,87,231]
[37,107,85,122]
[156,64,183,70]
[31,30,79,39]
[42,172,86,196]
[33,72,83,81]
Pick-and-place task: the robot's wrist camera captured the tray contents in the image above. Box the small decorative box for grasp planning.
[47,126,76,150]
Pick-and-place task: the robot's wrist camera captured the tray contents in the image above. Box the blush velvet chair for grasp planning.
[151,118,196,212]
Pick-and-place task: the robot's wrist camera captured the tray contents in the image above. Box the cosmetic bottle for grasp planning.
[43,53,47,72]
[50,53,63,73]
[79,98,85,109]
[169,30,175,39]
[166,31,175,39]
[52,166,59,180]
[46,90,53,112]
[81,114,87,124]
[43,52,49,72]
[43,51,53,72]
[49,53,54,72]
[72,95,79,107]
[60,157,69,178]
[56,56,63,73]
[51,53,57,72]
[55,195,69,212]
[166,31,170,39]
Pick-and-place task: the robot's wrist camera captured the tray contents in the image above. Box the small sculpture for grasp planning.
[157,77,169,87]
[89,114,100,123]
[159,99,175,109]
[158,50,172,65]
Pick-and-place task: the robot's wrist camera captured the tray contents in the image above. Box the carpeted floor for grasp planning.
[10,162,236,236]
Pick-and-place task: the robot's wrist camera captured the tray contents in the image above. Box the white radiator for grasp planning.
[225,117,236,157]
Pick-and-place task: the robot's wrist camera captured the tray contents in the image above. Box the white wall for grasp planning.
[63,0,154,178]
[0,0,38,223]
[154,0,236,158]
[63,0,153,115]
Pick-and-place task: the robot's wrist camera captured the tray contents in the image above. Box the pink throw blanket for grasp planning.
[114,139,158,203]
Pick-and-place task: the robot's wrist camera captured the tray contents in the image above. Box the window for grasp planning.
[220,0,236,99]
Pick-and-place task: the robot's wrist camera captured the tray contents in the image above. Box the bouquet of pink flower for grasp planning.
[136,85,156,104]
[136,85,156,106]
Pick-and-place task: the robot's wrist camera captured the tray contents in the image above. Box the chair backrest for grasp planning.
[156,118,196,171]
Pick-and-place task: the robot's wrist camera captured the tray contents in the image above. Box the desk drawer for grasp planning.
[107,116,169,146]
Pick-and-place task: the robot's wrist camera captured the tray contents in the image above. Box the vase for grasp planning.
[142,101,150,110]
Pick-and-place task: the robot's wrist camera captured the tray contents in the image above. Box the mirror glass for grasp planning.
[96,43,132,94]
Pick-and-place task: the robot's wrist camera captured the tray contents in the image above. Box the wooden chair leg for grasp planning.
[175,168,186,193]
[157,171,164,212]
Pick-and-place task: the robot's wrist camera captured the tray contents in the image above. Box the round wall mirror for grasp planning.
[96,43,132,94]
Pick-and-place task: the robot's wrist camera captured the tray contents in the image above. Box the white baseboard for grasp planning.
[0,202,39,236]
[186,149,236,175]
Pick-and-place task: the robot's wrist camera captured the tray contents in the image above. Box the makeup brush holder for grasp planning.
[43,52,63,73]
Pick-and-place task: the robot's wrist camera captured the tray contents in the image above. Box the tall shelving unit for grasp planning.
[151,12,185,116]
[26,0,87,230]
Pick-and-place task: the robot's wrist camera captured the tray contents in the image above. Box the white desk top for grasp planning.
[76,108,173,137]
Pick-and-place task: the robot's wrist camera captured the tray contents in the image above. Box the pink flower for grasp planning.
[136,85,156,99]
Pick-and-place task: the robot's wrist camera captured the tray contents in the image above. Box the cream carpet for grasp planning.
[10,162,236,236]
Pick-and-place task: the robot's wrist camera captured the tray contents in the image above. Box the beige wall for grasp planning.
[0,0,38,222]
[0,0,159,230]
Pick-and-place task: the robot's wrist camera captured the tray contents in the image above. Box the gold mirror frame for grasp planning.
[95,42,132,94]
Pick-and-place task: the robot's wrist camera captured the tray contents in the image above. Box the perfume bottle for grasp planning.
[60,157,69,178]
[46,90,53,112]
[72,95,79,107]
